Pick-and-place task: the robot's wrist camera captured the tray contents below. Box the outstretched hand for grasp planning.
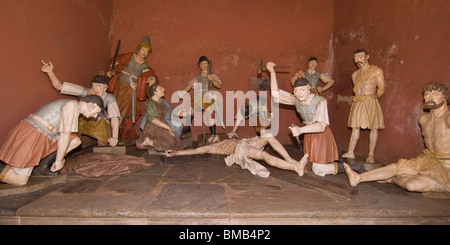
[227,132,238,139]
[41,60,53,73]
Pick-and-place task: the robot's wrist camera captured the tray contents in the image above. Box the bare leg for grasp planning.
[343,128,359,159]
[394,175,448,193]
[2,168,29,186]
[366,129,378,163]
[344,163,397,187]
[51,136,82,172]
[245,147,292,169]
[263,137,294,162]
[257,136,309,175]
[67,136,82,153]
[295,153,309,176]
[245,147,308,176]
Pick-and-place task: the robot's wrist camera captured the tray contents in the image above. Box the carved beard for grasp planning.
[423,100,445,110]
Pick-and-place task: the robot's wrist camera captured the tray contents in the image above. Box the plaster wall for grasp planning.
[1,0,448,165]
[331,0,450,163]
[111,0,335,143]
[0,0,112,142]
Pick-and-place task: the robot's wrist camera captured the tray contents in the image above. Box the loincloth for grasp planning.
[348,94,385,129]
[396,149,450,188]
[224,136,270,177]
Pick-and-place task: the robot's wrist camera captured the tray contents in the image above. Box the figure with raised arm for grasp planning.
[268,61,363,177]
[41,60,120,147]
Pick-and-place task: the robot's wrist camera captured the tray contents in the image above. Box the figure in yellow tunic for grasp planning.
[342,49,386,163]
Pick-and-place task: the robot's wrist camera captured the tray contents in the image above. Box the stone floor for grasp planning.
[0,139,449,226]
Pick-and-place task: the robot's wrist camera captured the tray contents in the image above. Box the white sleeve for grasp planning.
[106,101,121,119]
[271,89,295,105]
[312,98,330,125]
[212,73,222,86]
[60,82,88,97]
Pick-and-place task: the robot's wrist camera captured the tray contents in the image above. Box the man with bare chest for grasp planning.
[343,49,386,163]
[344,82,450,193]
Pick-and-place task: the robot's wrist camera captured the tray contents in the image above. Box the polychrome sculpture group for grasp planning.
[0,36,448,194]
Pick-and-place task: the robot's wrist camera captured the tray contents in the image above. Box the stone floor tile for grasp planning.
[147,183,229,218]
[17,192,155,218]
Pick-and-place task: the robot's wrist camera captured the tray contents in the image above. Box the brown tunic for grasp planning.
[136,99,186,152]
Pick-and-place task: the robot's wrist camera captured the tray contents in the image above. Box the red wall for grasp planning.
[1,0,448,165]
[112,0,334,142]
[0,0,112,142]
[331,0,450,163]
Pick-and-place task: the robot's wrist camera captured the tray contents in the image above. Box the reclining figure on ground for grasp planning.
[166,135,308,178]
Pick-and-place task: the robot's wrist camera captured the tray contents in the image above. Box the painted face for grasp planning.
[308,60,318,70]
[353,52,368,68]
[91,83,108,97]
[83,103,102,118]
[137,46,150,59]
[423,90,446,110]
[199,61,209,72]
[293,85,311,101]
[155,85,165,97]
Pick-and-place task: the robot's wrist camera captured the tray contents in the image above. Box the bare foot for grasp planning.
[366,154,375,163]
[294,153,309,176]
[343,163,360,187]
[342,152,355,159]
[50,159,65,172]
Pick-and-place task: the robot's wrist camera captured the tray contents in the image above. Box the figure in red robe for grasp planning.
[107,35,158,139]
